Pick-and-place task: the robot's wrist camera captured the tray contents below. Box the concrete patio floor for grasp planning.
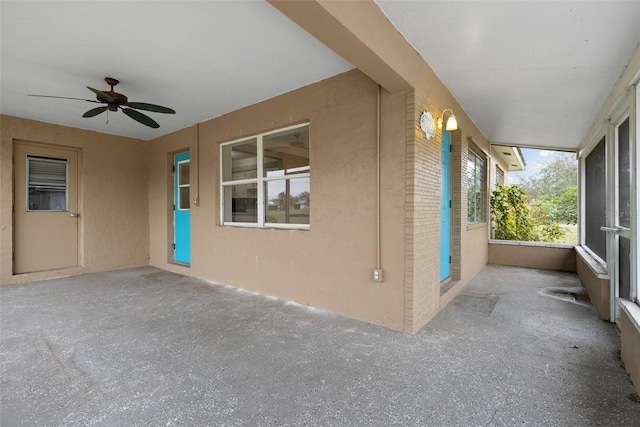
[1,265,639,426]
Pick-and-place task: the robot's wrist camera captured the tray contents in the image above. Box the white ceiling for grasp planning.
[375,0,640,150]
[0,1,352,140]
[2,1,640,150]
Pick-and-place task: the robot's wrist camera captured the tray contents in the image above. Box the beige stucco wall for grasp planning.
[1,1,503,332]
[465,225,490,278]
[1,73,503,331]
[148,70,408,330]
[575,248,610,320]
[1,81,500,331]
[265,3,499,331]
[0,115,149,284]
[489,241,576,272]
[620,302,640,394]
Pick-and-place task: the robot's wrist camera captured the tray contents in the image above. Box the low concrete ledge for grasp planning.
[620,299,640,394]
[575,246,610,320]
[488,240,576,272]
[574,246,608,278]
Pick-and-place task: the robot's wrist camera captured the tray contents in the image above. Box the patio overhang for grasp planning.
[491,145,526,172]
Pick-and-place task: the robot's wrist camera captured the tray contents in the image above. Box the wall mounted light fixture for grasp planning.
[437,109,458,131]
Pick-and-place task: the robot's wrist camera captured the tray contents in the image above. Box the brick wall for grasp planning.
[450,130,466,281]
[404,90,444,332]
[403,91,494,333]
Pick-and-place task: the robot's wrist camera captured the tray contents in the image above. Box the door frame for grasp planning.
[171,150,191,264]
[440,129,452,282]
[605,93,637,323]
[13,140,81,275]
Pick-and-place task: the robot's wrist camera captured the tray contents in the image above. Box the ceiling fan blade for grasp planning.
[121,108,160,128]
[86,86,116,103]
[28,94,101,103]
[126,102,175,114]
[82,106,108,117]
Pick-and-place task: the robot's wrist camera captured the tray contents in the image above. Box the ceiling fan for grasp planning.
[29,77,175,128]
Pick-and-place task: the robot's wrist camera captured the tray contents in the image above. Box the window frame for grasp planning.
[632,83,639,305]
[582,135,608,266]
[26,155,68,212]
[220,122,310,230]
[177,159,190,211]
[467,147,487,224]
[495,166,504,187]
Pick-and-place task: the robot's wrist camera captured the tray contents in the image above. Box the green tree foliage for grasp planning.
[271,191,310,208]
[552,186,578,225]
[491,184,565,243]
[492,152,578,243]
[518,153,577,199]
[532,186,578,226]
[529,198,565,242]
[297,191,310,206]
[490,185,535,241]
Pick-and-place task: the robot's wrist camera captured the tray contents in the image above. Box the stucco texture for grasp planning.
[620,303,640,393]
[148,70,408,330]
[1,115,149,284]
[2,69,500,331]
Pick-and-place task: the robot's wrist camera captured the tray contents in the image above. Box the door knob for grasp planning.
[70,213,80,217]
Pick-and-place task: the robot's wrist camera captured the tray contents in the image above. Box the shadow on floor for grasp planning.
[1,265,638,426]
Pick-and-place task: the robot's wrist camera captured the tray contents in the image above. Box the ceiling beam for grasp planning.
[268,0,414,94]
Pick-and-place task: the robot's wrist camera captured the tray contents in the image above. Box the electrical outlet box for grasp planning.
[373,268,384,282]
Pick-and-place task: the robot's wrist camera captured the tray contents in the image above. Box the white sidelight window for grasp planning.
[177,160,190,210]
[220,123,310,228]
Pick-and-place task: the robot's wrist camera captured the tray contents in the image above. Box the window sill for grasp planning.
[620,299,640,333]
[221,223,310,231]
[575,245,608,279]
[489,239,575,249]
[467,222,487,230]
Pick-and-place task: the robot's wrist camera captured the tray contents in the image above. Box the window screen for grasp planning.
[584,137,606,261]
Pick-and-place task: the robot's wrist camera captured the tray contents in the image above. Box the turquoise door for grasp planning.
[440,130,451,281]
[174,151,190,263]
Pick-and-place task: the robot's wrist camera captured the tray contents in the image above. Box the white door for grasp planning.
[615,117,632,303]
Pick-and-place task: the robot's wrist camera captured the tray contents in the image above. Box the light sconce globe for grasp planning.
[438,109,458,131]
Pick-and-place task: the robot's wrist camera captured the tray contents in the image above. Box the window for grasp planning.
[495,166,504,186]
[584,137,606,262]
[467,148,486,223]
[221,123,310,228]
[27,155,68,211]
[178,160,190,210]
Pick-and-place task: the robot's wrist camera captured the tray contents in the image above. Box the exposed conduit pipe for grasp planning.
[194,123,201,206]
[376,84,382,271]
